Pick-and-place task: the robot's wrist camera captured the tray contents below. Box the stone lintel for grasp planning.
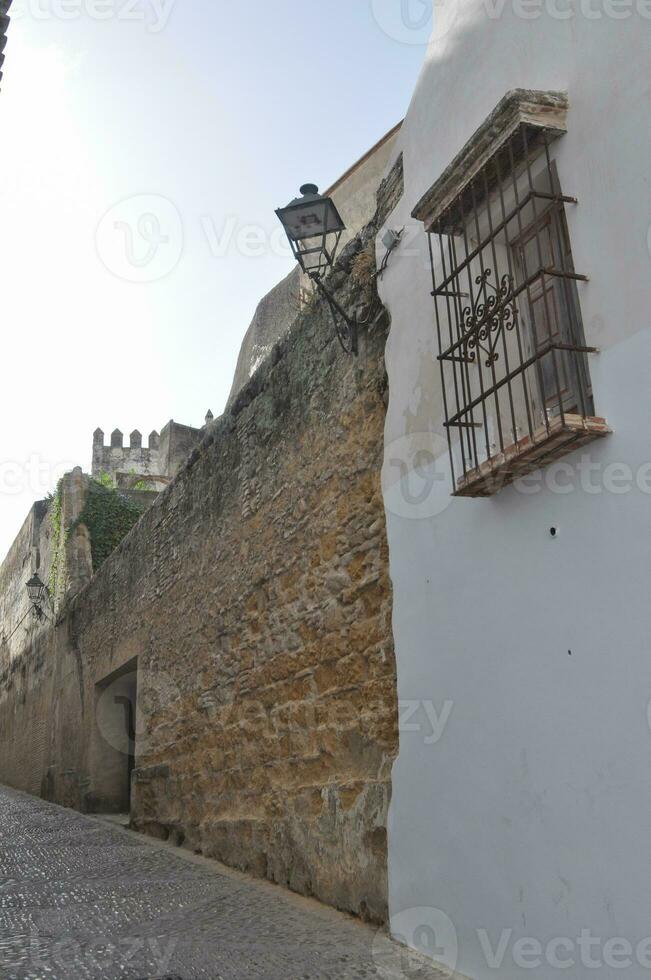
[412,89,569,232]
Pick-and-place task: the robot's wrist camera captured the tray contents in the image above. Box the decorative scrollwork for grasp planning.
[462,269,518,367]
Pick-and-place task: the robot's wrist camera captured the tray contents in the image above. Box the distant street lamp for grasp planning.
[26,573,50,621]
[276,184,358,354]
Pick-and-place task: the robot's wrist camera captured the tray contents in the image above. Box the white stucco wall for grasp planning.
[378,4,651,978]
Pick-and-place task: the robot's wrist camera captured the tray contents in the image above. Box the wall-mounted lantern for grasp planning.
[276,184,358,355]
[26,573,50,621]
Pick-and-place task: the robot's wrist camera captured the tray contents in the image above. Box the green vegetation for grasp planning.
[46,477,152,605]
[72,480,150,572]
[133,477,157,491]
[49,480,64,598]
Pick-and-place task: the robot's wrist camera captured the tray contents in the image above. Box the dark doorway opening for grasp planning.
[91,657,138,814]
[114,691,136,807]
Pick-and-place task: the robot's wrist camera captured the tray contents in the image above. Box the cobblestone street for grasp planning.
[0,785,452,980]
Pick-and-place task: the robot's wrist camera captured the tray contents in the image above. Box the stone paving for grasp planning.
[0,785,454,980]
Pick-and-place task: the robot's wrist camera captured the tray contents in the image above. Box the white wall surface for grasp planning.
[378,3,651,977]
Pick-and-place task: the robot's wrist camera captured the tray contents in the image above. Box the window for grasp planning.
[413,91,610,497]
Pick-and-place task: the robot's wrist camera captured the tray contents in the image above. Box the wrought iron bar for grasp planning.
[428,232,457,484]
[443,340,597,429]
[431,190,578,297]
[437,265,589,362]
[312,276,358,355]
[493,145,535,442]
[520,125,565,427]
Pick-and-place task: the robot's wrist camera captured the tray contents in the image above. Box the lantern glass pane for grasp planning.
[280,200,328,241]
[299,244,328,272]
[278,198,345,243]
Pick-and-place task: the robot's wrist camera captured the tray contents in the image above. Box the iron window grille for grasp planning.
[418,98,609,497]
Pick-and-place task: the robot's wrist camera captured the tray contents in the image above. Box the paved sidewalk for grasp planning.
[0,785,452,980]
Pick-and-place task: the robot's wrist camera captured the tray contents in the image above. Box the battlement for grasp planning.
[93,428,160,452]
[92,414,212,488]
[0,1,12,88]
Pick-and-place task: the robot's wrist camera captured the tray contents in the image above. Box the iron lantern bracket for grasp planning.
[310,273,358,356]
[31,602,52,622]
[30,593,53,622]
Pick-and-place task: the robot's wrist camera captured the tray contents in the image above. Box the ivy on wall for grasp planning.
[46,478,153,610]
[72,480,150,572]
[48,480,65,599]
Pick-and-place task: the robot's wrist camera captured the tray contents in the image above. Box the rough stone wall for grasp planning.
[0,470,160,673]
[226,267,302,409]
[0,226,397,922]
[157,420,203,480]
[0,630,56,800]
[0,502,47,664]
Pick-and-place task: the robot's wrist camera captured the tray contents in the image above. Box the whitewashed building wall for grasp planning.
[377,3,651,977]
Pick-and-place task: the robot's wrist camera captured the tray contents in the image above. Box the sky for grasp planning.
[0,0,430,558]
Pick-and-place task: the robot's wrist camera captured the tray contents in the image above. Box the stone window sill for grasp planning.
[454,414,612,498]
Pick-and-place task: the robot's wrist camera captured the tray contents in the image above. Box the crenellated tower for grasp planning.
[91,413,213,489]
